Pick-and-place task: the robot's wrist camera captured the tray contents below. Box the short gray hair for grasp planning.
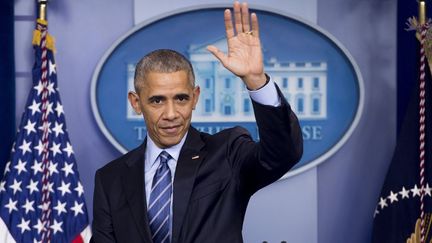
[134,49,195,92]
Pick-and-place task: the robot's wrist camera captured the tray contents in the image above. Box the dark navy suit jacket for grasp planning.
[91,87,303,243]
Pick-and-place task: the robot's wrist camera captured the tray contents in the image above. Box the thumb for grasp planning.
[207,45,228,66]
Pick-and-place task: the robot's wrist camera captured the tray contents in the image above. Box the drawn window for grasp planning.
[205,78,212,89]
[312,97,320,113]
[297,78,304,89]
[313,78,319,89]
[283,78,288,88]
[205,99,211,113]
[224,106,232,115]
[296,95,304,113]
[244,99,250,113]
[225,78,231,89]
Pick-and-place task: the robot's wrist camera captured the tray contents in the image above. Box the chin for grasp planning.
[161,137,182,147]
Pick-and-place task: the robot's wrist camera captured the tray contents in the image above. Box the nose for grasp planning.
[163,101,177,120]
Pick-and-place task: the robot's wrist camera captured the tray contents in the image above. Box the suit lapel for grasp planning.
[122,142,153,243]
[172,127,206,242]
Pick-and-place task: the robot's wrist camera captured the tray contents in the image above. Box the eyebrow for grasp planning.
[147,93,190,103]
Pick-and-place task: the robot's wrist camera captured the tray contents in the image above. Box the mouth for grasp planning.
[160,125,182,135]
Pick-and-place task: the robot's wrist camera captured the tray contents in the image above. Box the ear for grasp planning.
[128,91,142,114]
[192,86,200,110]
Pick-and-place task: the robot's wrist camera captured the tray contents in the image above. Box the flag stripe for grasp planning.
[0,218,16,243]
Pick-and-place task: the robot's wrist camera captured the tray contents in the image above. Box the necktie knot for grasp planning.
[159,151,170,165]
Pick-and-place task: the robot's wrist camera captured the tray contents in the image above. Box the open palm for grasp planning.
[207,2,266,90]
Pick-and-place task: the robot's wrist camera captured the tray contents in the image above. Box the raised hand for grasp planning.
[207,1,266,90]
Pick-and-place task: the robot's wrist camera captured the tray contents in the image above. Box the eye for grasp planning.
[176,95,190,103]
[149,96,164,104]
[153,98,162,104]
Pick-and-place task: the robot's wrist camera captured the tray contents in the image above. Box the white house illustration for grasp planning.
[127,39,327,121]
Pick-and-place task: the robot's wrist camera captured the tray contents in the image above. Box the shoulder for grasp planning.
[95,144,144,179]
[198,126,252,145]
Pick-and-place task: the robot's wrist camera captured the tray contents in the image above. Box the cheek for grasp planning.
[143,109,162,127]
[179,106,194,119]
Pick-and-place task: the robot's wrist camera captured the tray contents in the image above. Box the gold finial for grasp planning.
[38,0,48,21]
[419,0,426,26]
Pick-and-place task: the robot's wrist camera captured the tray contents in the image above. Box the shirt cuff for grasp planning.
[248,75,281,107]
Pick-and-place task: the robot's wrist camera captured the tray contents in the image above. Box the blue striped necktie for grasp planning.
[148,151,172,243]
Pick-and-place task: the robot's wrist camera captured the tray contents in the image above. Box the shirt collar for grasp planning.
[145,132,188,171]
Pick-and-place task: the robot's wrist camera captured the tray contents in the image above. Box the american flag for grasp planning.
[0,19,91,242]
[372,19,432,243]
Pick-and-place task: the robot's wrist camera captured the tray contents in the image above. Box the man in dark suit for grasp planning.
[91,2,303,243]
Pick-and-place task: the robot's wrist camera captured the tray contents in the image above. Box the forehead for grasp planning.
[141,71,192,95]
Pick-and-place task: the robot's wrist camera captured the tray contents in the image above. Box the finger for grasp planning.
[234,1,242,34]
[241,2,250,32]
[224,9,234,39]
[207,45,229,66]
[251,13,260,37]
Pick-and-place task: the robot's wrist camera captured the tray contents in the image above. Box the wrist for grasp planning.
[244,73,268,90]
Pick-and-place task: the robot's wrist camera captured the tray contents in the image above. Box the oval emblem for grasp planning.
[91,7,364,178]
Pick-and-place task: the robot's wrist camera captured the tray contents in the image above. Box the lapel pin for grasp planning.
[192,155,199,160]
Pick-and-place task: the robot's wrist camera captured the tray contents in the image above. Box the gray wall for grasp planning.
[318,1,396,242]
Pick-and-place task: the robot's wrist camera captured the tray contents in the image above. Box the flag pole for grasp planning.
[418,1,428,243]
[38,0,48,21]
[36,0,53,241]
[419,0,426,25]
[418,1,432,75]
